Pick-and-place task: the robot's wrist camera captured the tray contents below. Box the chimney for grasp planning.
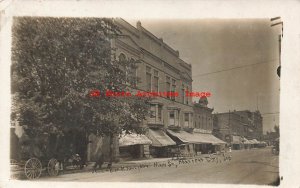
[137,21,142,29]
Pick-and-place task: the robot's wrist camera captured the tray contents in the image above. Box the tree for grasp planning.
[11,17,151,164]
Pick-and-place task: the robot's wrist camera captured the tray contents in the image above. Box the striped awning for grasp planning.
[147,129,176,147]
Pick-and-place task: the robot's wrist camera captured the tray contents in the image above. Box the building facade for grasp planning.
[87,18,194,161]
[113,19,194,158]
[192,97,222,154]
[213,110,263,149]
[193,97,214,131]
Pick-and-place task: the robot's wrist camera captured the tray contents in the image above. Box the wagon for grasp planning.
[10,157,59,179]
[10,127,87,179]
[10,130,61,180]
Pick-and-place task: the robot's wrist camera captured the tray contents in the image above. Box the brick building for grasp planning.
[192,97,225,154]
[213,110,263,149]
[87,18,196,160]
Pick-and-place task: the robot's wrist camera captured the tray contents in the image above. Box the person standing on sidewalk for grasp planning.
[92,153,104,173]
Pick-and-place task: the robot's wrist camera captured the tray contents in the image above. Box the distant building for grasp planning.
[192,97,225,154]
[233,111,263,140]
[193,97,214,131]
[213,110,263,149]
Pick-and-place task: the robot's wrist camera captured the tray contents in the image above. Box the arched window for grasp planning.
[118,53,126,62]
[129,58,137,86]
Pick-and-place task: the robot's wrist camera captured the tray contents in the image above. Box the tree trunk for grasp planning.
[107,133,114,169]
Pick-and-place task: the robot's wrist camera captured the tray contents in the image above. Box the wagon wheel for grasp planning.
[47,158,59,176]
[24,158,42,179]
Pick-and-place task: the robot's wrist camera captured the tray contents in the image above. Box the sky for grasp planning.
[128,19,280,133]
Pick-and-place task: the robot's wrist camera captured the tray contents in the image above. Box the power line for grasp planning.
[192,58,278,78]
[135,58,278,89]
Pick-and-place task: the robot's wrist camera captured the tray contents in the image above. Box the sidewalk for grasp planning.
[51,157,174,176]
[30,153,229,179]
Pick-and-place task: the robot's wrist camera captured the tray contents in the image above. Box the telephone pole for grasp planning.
[270,17,283,78]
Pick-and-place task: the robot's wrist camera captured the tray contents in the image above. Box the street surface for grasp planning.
[37,147,279,185]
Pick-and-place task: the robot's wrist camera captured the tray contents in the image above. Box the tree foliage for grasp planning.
[11,17,151,138]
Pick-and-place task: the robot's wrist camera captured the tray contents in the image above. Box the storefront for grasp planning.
[118,132,152,160]
[242,137,251,149]
[146,128,176,157]
[231,135,243,150]
[167,129,226,155]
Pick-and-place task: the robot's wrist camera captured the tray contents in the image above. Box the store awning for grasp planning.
[208,135,227,145]
[232,135,242,144]
[119,133,152,147]
[243,138,251,144]
[248,139,258,144]
[147,129,176,147]
[252,139,260,144]
[167,130,226,145]
[166,130,190,143]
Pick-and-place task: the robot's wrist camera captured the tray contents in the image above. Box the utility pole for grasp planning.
[271,17,283,78]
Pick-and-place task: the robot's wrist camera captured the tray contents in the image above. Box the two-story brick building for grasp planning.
[191,97,226,154]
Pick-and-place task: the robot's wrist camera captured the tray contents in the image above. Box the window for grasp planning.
[158,106,162,121]
[146,66,151,73]
[171,79,176,101]
[118,54,138,86]
[184,113,189,127]
[150,104,156,119]
[181,85,185,103]
[128,58,137,86]
[153,70,159,92]
[169,110,180,126]
[166,76,171,99]
[118,53,127,75]
[146,67,152,91]
[149,104,163,123]
[169,111,175,126]
[119,53,126,63]
[186,86,189,104]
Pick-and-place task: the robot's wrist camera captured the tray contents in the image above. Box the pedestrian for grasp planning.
[93,153,104,173]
